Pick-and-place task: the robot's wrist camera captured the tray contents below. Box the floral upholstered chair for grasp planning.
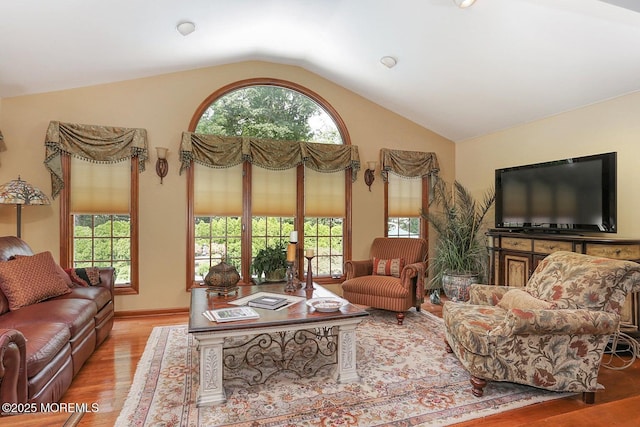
[341,237,427,325]
[443,251,640,403]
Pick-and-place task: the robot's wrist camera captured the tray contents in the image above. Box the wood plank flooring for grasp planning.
[6,288,640,426]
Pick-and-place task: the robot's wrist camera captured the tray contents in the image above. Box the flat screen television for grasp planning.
[495,152,617,233]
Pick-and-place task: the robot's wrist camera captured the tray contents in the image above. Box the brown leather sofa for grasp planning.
[0,236,114,408]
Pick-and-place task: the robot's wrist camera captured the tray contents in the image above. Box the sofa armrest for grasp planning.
[491,308,620,336]
[469,284,516,306]
[0,329,27,405]
[97,267,116,297]
[344,259,373,280]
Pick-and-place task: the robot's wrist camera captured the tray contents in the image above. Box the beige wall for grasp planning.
[0,61,454,312]
[456,91,640,239]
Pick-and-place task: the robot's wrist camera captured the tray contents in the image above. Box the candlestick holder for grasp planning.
[284,261,297,292]
[305,256,315,291]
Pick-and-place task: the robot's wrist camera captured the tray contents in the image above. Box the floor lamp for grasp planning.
[0,176,51,238]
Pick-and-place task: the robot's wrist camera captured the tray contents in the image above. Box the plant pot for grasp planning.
[442,272,478,302]
[264,268,286,282]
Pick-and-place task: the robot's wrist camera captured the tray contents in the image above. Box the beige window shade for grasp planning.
[252,166,296,216]
[70,157,130,214]
[388,172,422,217]
[194,163,243,216]
[304,168,345,217]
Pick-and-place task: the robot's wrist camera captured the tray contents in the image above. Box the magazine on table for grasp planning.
[203,306,260,323]
[247,295,289,310]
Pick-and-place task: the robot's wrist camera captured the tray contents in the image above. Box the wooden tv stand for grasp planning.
[487,230,640,332]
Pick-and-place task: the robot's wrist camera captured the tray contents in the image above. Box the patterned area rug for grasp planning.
[116,309,571,426]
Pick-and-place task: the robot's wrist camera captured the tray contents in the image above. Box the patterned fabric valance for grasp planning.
[179,132,360,181]
[380,148,439,182]
[44,121,148,198]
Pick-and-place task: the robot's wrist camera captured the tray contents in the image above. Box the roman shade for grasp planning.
[70,157,130,214]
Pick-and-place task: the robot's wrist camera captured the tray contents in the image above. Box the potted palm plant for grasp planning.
[423,178,495,302]
[251,241,288,282]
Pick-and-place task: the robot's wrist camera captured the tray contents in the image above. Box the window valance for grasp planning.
[380,148,439,182]
[44,121,148,198]
[179,132,361,181]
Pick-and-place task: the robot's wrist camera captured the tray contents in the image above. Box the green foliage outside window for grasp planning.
[73,215,130,284]
[195,85,341,144]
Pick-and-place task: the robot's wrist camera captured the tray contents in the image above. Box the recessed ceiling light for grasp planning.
[380,56,397,69]
[453,0,477,8]
[176,21,196,36]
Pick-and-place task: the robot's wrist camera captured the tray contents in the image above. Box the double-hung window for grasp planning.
[382,148,440,240]
[45,121,146,295]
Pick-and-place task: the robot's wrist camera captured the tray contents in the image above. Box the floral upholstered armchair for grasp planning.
[443,251,640,403]
[341,237,427,325]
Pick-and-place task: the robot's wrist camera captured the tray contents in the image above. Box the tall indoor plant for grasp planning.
[423,178,495,301]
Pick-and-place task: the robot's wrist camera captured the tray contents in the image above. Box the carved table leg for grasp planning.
[395,312,405,325]
[194,334,226,406]
[335,322,361,383]
[470,376,487,397]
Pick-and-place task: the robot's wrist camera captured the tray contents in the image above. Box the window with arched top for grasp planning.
[185,78,353,288]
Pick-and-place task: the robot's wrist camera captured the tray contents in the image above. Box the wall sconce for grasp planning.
[364,161,377,191]
[156,147,169,184]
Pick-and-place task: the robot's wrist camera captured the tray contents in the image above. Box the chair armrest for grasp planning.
[401,261,426,301]
[0,329,27,405]
[469,284,516,306]
[344,259,373,280]
[491,308,620,336]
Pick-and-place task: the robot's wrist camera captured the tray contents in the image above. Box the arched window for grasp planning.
[186,78,352,288]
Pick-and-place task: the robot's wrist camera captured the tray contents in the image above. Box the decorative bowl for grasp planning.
[306,297,348,312]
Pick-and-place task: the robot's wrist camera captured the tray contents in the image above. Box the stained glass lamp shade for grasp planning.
[0,176,51,238]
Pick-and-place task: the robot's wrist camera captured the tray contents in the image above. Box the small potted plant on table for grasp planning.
[252,241,288,282]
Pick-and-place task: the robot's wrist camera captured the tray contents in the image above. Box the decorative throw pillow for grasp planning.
[0,251,71,311]
[64,267,102,288]
[12,254,72,288]
[497,288,555,310]
[372,257,405,278]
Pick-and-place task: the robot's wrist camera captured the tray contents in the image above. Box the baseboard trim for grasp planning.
[115,307,189,318]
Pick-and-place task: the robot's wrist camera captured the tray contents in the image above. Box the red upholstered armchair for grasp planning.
[341,237,427,325]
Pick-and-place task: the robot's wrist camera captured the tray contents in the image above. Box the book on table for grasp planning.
[247,295,289,310]
[204,306,260,323]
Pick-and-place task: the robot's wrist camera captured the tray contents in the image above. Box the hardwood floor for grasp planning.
[7,291,640,426]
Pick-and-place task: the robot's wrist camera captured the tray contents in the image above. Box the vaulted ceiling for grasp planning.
[1,0,639,142]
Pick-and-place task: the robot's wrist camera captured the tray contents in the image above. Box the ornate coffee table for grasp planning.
[188,283,369,406]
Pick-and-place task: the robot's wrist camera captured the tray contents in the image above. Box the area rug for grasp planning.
[116,309,572,426]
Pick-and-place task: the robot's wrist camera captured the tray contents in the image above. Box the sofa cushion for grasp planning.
[497,288,555,310]
[372,257,405,278]
[16,322,71,378]
[53,286,112,311]
[0,298,97,338]
[342,275,409,298]
[0,251,71,311]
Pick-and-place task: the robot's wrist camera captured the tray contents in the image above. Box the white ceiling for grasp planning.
[1,0,640,142]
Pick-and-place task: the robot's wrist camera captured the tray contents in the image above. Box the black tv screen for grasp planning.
[495,152,617,233]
